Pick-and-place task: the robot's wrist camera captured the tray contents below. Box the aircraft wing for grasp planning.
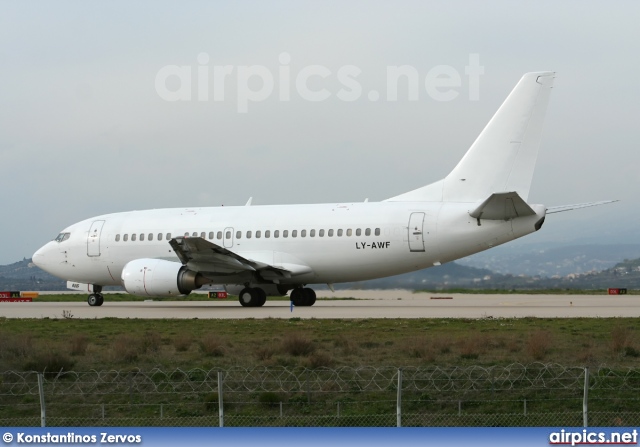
[546,200,618,214]
[168,236,311,281]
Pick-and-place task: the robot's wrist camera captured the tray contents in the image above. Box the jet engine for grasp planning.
[121,259,205,297]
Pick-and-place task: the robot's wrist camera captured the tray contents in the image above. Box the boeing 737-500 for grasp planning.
[32,72,613,307]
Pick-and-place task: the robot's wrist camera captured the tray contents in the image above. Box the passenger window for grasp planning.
[375,228,381,236]
[256,231,261,238]
[292,230,297,238]
[356,229,362,236]
[158,233,163,241]
[365,228,371,236]
[247,231,252,239]
[115,234,120,242]
[265,230,271,238]
[310,229,315,237]
[166,233,171,240]
[184,232,189,237]
[337,229,343,237]
[192,232,198,237]
[226,231,231,239]
[236,231,241,239]
[283,230,288,238]
[132,234,137,241]
[347,229,352,236]
[148,233,153,241]
[209,232,214,240]
[319,229,325,237]
[217,231,222,240]
[328,229,334,237]
[140,233,144,241]
[200,232,205,238]
[301,230,306,237]
[274,230,280,238]
[123,234,128,242]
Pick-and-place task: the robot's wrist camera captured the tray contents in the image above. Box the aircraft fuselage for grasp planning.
[33,201,545,287]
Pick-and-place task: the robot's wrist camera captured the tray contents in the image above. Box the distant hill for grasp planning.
[329,262,498,290]
[0,259,66,291]
[458,244,640,277]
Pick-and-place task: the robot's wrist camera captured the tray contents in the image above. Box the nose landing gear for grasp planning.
[88,293,104,306]
[87,285,104,306]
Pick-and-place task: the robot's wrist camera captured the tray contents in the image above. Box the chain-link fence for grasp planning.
[1,364,639,427]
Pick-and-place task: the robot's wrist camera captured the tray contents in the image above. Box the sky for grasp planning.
[1,0,639,264]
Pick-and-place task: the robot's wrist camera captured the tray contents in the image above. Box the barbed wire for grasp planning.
[2,363,640,398]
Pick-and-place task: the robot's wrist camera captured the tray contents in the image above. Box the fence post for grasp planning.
[218,371,224,427]
[279,402,283,418]
[337,402,340,418]
[524,399,527,416]
[396,368,403,428]
[102,403,105,420]
[583,367,589,428]
[128,372,133,405]
[37,373,46,427]
[458,400,462,417]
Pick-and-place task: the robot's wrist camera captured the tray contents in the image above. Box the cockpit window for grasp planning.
[55,233,70,242]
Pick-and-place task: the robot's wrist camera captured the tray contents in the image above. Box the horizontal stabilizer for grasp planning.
[546,200,618,214]
[469,192,536,220]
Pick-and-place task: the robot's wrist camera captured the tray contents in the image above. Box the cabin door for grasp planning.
[87,220,105,257]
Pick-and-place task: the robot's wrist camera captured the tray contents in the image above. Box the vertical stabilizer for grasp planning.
[387,72,555,202]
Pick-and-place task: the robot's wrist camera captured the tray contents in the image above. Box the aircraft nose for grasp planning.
[32,246,45,268]
[32,242,54,271]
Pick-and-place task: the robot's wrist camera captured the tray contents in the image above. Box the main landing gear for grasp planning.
[236,286,317,307]
[238,287,267,307]
[88,285,104,307]
[290,288,316,307]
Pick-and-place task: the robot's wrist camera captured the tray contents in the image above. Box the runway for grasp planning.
[1,290,638,319]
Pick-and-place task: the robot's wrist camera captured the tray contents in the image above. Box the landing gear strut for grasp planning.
[88,285,104,307]
[238,287,267,307]
[290,288,316,307]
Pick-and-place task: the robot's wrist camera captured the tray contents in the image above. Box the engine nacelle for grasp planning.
[121,258,201,297]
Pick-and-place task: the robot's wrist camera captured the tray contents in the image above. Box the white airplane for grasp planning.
[32,72,614,307]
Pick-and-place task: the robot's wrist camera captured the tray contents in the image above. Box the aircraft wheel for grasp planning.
[96,294,104,306]
[88,294,100,306]
[303,288,316,306]
[239,287,256,307]
[290,288,304,306]
[253,288,267,307]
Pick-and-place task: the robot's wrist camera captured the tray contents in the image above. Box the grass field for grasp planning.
[2,293,639,427]
[1,313,638,372]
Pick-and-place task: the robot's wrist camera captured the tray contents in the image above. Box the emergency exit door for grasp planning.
[408,213,425,252]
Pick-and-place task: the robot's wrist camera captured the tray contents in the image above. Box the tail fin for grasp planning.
[387,72,555,202]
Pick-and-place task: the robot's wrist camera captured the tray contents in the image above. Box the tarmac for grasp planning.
[1,290,638,319]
